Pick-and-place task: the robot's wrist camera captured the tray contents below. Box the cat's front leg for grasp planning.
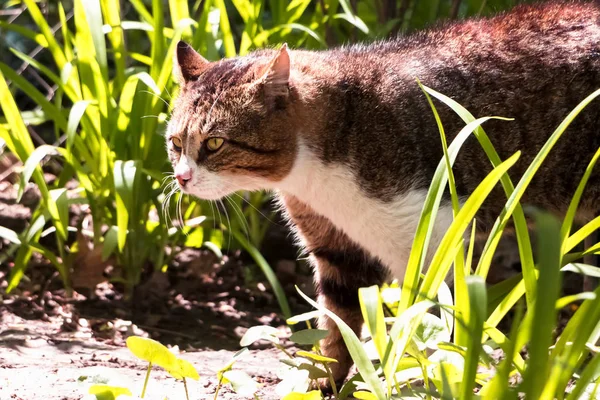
[280,194,389,387]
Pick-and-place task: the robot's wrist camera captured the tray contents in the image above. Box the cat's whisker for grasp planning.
[163,183,180,229]
[163,85,174,101]
[232,192,281,227]
[177,192,185,231]
[225,195,251,244]
[204,90,225,130]
[219,199,233,252]
[141,90,172,111]
[208,200,217,231]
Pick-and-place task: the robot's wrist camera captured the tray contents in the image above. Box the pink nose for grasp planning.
[175,169,192,187]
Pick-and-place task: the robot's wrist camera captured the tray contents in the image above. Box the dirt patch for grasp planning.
[0,254,310,399]
[0,311,286,400]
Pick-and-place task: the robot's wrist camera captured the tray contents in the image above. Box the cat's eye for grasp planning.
[171,137,182,152]
[206,137,224,152]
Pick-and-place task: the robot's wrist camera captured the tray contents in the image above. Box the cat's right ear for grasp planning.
[173,41,209,85]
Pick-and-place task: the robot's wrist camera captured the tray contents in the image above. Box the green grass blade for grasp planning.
[101,0,126,93]
[523,212,562,399]
[560,147,600,251]
[418,152,521,303]
[81,0,108,79]
[169,0,193,41]
[359,285,388,364]
[0,227,21,245]
[460,276,487,399]
[477,87,600,279]
[296,287,385,399]
[543,285,600,397]
[0,61,68,131]
[22,0,67,69]
[423,85,537,309]
[114,160,139,250]
[215,0,237,57]
[400,116,507,312]
[566,353,600,400]
[230,229,291,319]
[0,21,48,47]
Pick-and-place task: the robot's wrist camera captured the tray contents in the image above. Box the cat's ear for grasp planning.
[173,41,209,84]
[259,43,290,97]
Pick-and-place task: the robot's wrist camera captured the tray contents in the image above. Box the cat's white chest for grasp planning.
[279,150,453,279]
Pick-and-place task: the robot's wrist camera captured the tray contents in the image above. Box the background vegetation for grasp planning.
[5,0,600,399]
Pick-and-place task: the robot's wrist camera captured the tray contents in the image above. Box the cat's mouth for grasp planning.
[180,183,232,201]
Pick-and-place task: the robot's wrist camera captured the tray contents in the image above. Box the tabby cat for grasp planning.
[166,0,600,384]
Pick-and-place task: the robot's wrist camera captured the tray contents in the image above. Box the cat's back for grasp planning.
[372,0,600,57]
[316,0,600,217]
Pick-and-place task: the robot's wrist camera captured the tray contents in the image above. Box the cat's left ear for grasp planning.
[259,43,290,98]
[173,41,209,85]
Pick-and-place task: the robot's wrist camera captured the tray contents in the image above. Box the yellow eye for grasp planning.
[206,137,224,151]
[171,137,182,150]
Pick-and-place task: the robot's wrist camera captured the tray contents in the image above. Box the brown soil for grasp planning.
[0,250,313,400]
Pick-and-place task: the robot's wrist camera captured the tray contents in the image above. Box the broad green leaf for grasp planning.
[353,391,378,400]
[279,359,328,380]
[289,329,329,346]
[218,348,249,376]
[102,226,119,262]
[276,368,310,397]
[126,336,177,370]
[184,228,204,248]
[282,391,322,400]
[89,384,132,400]
[239,325,280,346]
[413,313,450,351]
[222,370,258,396]
[167,357,200,381]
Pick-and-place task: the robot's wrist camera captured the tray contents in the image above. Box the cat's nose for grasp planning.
[175,168,192,187]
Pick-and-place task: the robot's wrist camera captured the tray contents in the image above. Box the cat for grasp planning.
[166,0,600,385]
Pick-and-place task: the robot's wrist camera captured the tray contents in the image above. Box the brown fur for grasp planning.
[168,1,600,384]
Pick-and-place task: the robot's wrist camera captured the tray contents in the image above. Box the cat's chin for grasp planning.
[183,186,235,201]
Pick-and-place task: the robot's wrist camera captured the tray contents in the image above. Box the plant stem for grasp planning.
[183,378,190,400]
[275,343,294,359]
[141,362,152,398]
[214,376,224,400]
[323,363,338,398]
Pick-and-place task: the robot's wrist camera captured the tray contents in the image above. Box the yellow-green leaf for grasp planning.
[295,351,337,364]
[126,336,177,370]
[282,391,323,400]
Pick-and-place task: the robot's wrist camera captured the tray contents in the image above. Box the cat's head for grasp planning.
[166,41,298,200]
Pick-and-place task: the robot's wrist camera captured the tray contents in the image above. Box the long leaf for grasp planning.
[297,287,386,399]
